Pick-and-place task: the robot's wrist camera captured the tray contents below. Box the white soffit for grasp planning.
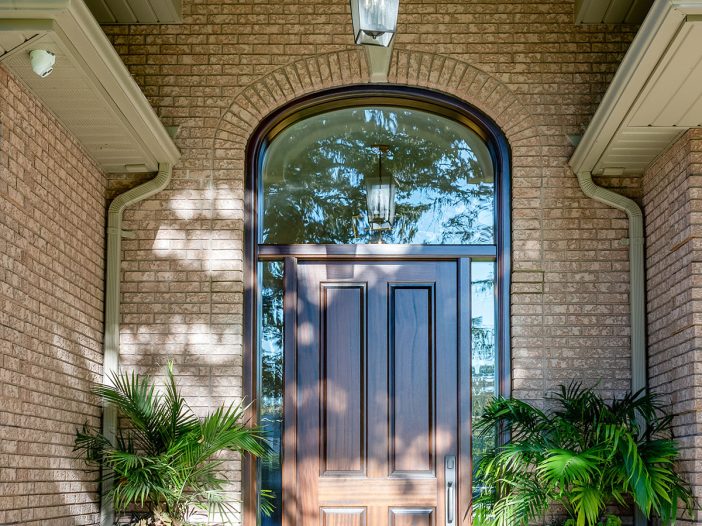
[0,29,40,55]
[85,0,182,24]
[570,0,702,176]
[575,0,654,24]
[0,0,180,173]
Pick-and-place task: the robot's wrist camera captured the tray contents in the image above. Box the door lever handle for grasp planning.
[445,455,456,526]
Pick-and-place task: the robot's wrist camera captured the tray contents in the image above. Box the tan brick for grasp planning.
[0,65,104,524]
[643,129,702,525]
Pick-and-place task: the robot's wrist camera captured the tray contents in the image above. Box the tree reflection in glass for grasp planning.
[259,261,283,526]
[471,261,497,492]
[261,107,495,245]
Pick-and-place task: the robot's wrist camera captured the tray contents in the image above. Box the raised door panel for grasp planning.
[322,507,367,526]
[390,285,435,475]
[389,508,435,526]
[321,284,366,476]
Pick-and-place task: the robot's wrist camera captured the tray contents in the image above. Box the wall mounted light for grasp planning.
[366,145,396,231]
[29,50,56,78]
[350,0,399,47]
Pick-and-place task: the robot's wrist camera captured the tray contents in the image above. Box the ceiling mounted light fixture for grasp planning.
[350,0,399,47]
[365,145,396,231]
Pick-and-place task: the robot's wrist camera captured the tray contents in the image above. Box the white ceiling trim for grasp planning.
[575,0,654,24]
[0,0,180,173]
[570,0,702,176]
[84,0,182,25]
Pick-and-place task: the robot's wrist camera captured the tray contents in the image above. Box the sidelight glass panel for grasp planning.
[471,261,497,486]
[261,106,495,245]
[258,261,284,526]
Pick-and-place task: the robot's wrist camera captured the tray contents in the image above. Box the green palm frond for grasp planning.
[475,396,550,441]
[159,361,199,443]
[538,448,601,486]
[495,475,551,526]
[73,423,112,463]
[570,485,605,526]
[94,369,169,454]
[473,382,697,526]
[75,361,271,524]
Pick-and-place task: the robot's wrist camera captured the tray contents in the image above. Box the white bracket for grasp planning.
[365,42,394,83]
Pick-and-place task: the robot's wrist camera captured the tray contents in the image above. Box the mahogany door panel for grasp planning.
[321,508,367,526]
[285,261,463,526]
[390,285,434,476]
[389,508,435,526]
[321,284,366,476]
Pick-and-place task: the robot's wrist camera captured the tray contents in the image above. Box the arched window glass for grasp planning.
[260,106,495,245]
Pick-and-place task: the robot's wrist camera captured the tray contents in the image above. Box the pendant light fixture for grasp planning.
[365,145,396,231]
[350,0,399,47]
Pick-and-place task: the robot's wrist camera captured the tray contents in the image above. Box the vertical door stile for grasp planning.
[434,261,458,526]
[458,258,472,525]
[243,259,258,526]
[366,266,387,526]
[282,257,298,526]
[367,269,387,482]
[296,262,323,525]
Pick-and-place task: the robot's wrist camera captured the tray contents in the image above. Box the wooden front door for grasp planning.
[283,260,471,526]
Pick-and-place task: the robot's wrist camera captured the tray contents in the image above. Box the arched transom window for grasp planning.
[260,106,495,245]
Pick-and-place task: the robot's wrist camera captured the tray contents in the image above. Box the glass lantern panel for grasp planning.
[359,0,398,34]
[352,0,399,46]
[366,176,396,230]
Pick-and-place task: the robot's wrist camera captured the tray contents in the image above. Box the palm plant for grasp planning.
[472,383,696,526]
[74,362,271,525]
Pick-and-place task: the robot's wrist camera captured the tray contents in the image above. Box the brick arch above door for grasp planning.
[211,48,544,178]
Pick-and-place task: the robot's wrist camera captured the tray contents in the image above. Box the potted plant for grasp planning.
[472,383,696,526]
[74,362,272,525]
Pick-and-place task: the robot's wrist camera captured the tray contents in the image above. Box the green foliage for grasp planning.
[558,515,621,526]
[472,383,696,526]
[74,362,271,525]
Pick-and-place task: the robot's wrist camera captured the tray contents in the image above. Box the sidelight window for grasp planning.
[258,261,284,526]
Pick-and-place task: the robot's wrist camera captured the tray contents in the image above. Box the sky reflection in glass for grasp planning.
[471,260,497,483]
[261,106,495,245]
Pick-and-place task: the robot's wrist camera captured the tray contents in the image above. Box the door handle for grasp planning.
[445,455,456,526]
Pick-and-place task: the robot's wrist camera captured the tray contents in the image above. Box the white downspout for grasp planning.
[576,172,646,393]
[576,171,646,526]
[101,162,173,526]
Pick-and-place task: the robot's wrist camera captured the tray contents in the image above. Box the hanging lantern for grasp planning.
[365,145,396,231]
[350,0,399,47]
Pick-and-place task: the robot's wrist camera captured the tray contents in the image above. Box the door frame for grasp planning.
[242,85,512,526]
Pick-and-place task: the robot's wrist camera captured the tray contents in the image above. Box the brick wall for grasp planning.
[100,0,640,522]
[643,129,702,524]
[0,65,104,525]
